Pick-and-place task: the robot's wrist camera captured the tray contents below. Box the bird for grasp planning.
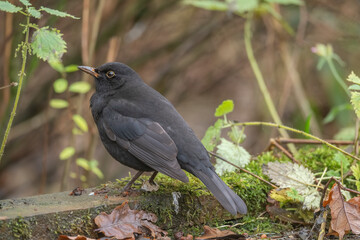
[78,62,247,215]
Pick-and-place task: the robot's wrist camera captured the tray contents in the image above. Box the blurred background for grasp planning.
[0,0,359,199]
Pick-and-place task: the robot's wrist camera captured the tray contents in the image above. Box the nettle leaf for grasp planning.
[49,99,68,109]
[215,138,251,175]
[347,71,360,85]
[69,81,91,94]
[263,162,315,194]
[350,92,360,119]
[350,164,360,192]
[73,114,88,132]
[215,99,234,117]
[40,6,79,19]
[265,0,303,5]
[60,147,75,160]
[302,188,321,210]
[0,1,22,13]
[53,78,68,93]
[228,125,245,144]
[20,0,31,6]
[183,0,228,11]
[31,27,67,62]
[201,119,224,151]
[64,64,79,73]
[28,7,41,19]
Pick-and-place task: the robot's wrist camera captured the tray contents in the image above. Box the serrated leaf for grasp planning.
[64,64,79,73]
[49,99,68,108]
[263,162,315,194]
[40,6,79,19]
[76,158,90,170]
[265,0,303,5]
[333,152,350,173]
[302,188,321,210]
[215,99,234,117]
[59,147,75,160]
[31,27,67,62]
[232,0,259,14]
[20,0,31,6]
[350,91,360,119]
[286,188,304,202]
[215,138,251,175]
[347,71,360,85]
[351,164,360,192]
[53,78,68,93]
[349,84,360,91]
[69,81,91,94]
[183,0,228,11]
[28,7,41,19]
[72,114,88,132]
[201,119,224,151]
[0,1,22,13]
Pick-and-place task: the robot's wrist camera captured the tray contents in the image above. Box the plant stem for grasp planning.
[0,14,30,163]
[244,15,297,155]
[232,121,360,162]
[327,59,350,97]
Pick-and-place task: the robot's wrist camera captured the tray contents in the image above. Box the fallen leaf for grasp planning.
[323,183,360,239]
[195,225,245,240]
[95,201,167,240]
[57,235,95,240]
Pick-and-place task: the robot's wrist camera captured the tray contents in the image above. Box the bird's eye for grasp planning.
[106,71,115,78]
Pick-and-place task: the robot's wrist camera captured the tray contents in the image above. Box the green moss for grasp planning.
[8,217,33,239]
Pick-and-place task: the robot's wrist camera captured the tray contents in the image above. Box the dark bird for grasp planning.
[78,62,247,215]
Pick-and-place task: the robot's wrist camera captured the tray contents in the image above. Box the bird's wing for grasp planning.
[102,107,189,183]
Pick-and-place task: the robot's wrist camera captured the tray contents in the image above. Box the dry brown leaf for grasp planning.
[94,201,167,240]
[195,225,244,240]
[324,183,360,239]
[57,235,96,240]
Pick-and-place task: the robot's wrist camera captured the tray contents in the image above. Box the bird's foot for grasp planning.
[141,180,159,192]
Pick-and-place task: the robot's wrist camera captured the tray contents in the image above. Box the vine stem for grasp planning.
[231,121,360,162]
[244,15,297,155]
[0,14,30,163]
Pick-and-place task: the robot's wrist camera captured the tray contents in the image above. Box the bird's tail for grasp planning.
[193,168,247,215]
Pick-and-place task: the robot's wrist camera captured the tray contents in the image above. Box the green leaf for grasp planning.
[228,125,245,144]
[347,71,360,85]
[0,1,22,13]
[72,114,88,132]
[333,152,349,173]
[53,78,68,93]
[232,0,259,14]
[40,6,79,19]
[31,27,67,62]
[304,114,311,134]
[28,7,41,19]
[286,188,304,202]
[69,81,91,94]
[72,127,83,135]
[89,160,104,179]
[350,164,360,192]
[20,0,31,6]
[350,91,360,119]
[59,147,75,160]
[349,84,360,91]
[183,0,228,11]
[334,126,356,141]
[76,158,90,170]
[265,0,303,5]
[49,99,68,109]
[215,138,251,175]
[48,60,65,73]
[323,104,352,124]
[201,118,224,151]
[64,64,79,73]
[215,99,234,117]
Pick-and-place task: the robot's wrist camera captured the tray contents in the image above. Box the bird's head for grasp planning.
[78,62,141,92]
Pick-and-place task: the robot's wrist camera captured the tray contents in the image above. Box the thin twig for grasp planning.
[0,82,18,90]
[269,138,298,163]
[208,151,278,189]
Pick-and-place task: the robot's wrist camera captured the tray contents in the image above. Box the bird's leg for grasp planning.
[122,171,144,192]
[148,171,158,185]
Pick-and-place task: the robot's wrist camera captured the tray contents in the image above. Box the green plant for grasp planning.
[48,60,103,188]
[184,0,303,154]
[0,0,78,163]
